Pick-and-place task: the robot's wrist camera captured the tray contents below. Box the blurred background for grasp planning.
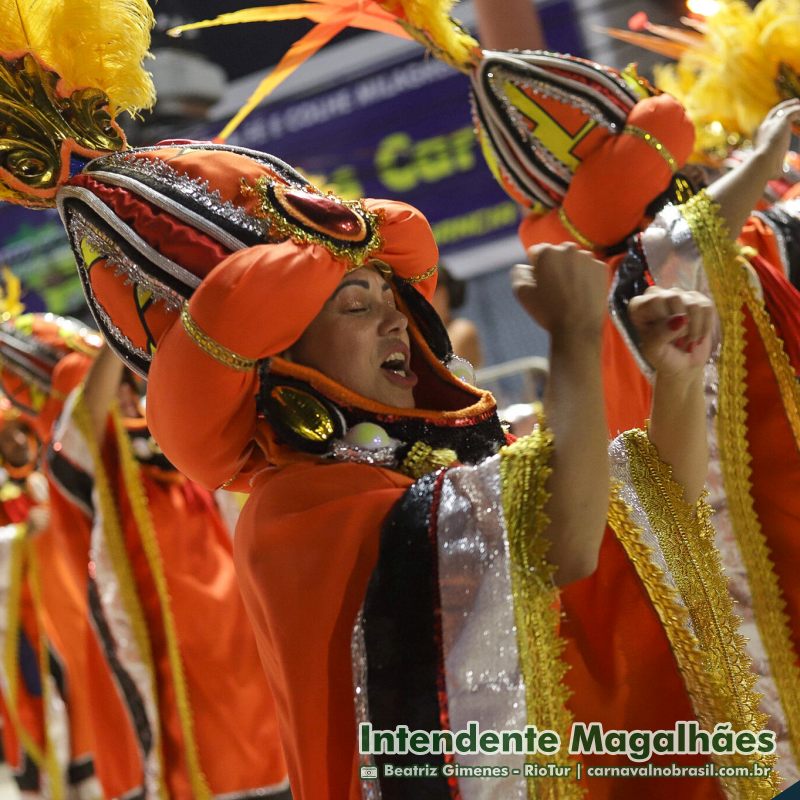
[0,0,701,416]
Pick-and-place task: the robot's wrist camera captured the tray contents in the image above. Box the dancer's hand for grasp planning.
[629,286,713,378]
[512,243,608,338]
[754,98,800,177]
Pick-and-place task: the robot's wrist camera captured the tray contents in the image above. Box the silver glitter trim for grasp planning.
[59,187,201,303]
[94,151,270,241]
[350,608,381,800]
[608,435,696,637]
[437,457,527,799]
[607,269,656,383]
[640,203,708,293]
[89,169,250,253]
[330,441,399,468]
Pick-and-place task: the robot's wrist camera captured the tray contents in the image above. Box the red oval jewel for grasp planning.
[275,185,368,242]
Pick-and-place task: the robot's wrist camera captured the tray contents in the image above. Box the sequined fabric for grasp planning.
[437,456,527,798]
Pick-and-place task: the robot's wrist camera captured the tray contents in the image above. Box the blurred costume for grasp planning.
[0,1,291,796]
[53,141,773,799]
[47,383,289,800]
[0,313,137,798]
[0,404,63,797]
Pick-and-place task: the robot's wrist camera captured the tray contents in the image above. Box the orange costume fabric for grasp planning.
[54,143,774,799]
[0,317,143,798]
[49,393,288,800]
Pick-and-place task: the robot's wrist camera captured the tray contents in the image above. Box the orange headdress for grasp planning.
[0,0,155,208]
[168,1,695,252]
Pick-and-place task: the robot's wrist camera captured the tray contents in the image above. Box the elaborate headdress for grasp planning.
[0,0,155,207]
[605,0,800,161]
[0,311,102,438]
[168,0,695,251]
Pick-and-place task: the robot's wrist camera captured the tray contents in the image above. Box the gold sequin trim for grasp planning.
[241,178,384,268]
[399,441,457,479]
[621,429,778,794]
[557,207,598,252]
[181,305,256,372]
[72,394,170,800]
[112,409,213,800]
[623,125,678,172]
[500,428,583,800]
[404,263,438,285]
[682,190,800,765]
[608,492,778,797]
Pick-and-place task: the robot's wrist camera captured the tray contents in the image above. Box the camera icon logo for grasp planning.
[360,765,379,780]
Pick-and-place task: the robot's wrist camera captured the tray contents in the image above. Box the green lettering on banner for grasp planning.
[432,201,520,246]
[374,126,479,192]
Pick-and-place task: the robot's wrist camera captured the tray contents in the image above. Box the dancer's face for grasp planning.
[288,266,417,408]
[0,419,34,468]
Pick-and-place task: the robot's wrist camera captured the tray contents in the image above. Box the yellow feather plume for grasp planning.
[168,0,478,141]
[376,0,480,71]
[0,0,155,116]
[607,0,800,160]
[0,267,24,322]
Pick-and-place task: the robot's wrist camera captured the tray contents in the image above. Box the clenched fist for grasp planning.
[629,286,713,377]
[511,243,608,338]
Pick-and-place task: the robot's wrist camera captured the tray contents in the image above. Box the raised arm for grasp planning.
[706,99,800,237]
[511,243,609,584]
[629,286,713,503]
[80,340,126,446]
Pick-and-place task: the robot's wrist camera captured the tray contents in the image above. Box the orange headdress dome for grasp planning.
[0,313,102,439]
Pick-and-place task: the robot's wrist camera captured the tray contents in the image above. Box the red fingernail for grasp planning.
[668,315,688,330]
[675,336,689,348]
[688,342,697,353]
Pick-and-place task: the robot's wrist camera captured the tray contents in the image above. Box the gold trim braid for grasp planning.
[181,305,257,372]
[500,427,584,800]
[620,429,778,795]
[607,492,778,798]
[681,190,800,764]
[623,125,678,172]
[72,394,170,800]
[111,409,213,800]
[557,207,598,252]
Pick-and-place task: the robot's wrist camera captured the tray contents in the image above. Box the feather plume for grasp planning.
[169,0,477,141]
[605,0,800,159]
[0,0,155,116]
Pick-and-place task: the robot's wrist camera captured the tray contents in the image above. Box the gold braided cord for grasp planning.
[744,291,800,445]
[27,543,66,800]
[621,429,778,794]
[111,409,212,800]
[607,494,778,797]
[2,525,47,768]
[681,190,800,764]
[399,441,457,479]
[557,207,598,252]
[72,395,169,800]
[622,125,678,172]
[500,428,584,800]
[403,263,438,285]
[181,305,257,372]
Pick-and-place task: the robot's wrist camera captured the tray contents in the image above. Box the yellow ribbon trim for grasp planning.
[26,544,66,800]
[181,305,257,372]
[608,492,778,797]
[620,429,778,795]
[557,207,598,252]
[500,427,584,800]
[681,190,800,765]
[111,409,212,800]
[72,394,169,800]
